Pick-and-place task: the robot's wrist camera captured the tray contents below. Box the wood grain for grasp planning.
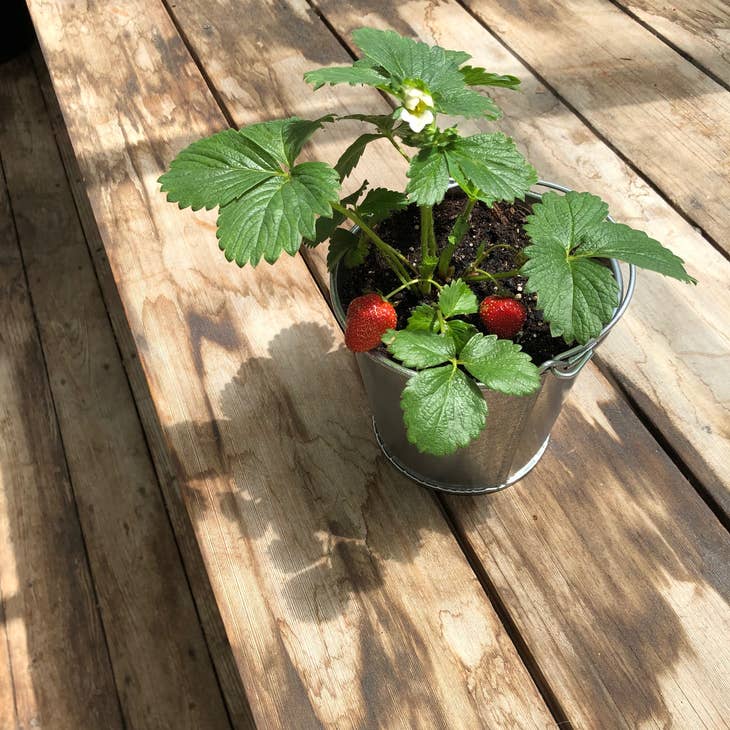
[612,0,730,86]
[27,0,555,726]
[447,364,730,728]
[159,0,730,724]
[302,0,730,518]
[460,0,730,254]
[0,53,233,730]
[0,587,17,729]
[0,141,123,730]
[32,49,258,729]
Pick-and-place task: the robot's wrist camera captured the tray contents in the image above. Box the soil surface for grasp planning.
[337,190,569,365]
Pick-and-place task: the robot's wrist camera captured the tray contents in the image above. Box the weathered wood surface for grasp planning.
[0,590,16,729]
[460,0,730,255]
[0,53,233,729]
[0,138,123,730]
[31,49,257,729]
[159,0,730,724]
[612,0,730,86]
[28,0,556,727]
[446,364,730,728]
[302,0,730,517]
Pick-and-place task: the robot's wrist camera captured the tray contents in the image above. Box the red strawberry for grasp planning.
[344,293,397,352]
[479,296,526,339]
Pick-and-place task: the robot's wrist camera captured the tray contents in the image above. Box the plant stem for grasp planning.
[465,267,522,283]
[384,278,443,300]
[465,241,520,275]
[385,134,411,163]
[438,196,476,278]
[331,202,417,282]
[419,206,437,294]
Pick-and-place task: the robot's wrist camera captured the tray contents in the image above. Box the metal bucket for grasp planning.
[331,181,636,494]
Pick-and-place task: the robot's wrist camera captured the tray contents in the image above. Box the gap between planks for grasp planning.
[451,0,730,265]
[607,0,730,92]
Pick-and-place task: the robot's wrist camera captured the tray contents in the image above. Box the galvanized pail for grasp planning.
[331,181,636,494]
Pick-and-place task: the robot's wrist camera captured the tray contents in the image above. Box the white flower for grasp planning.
[403,87,434,112]
[400,107,434,133]
[400,85,434,133]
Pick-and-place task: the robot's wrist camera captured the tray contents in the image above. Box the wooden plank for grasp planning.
[612,0,730,87]
[31,49,257,729]
[460,0,730,255]
[296,0,730,516]
[0,145,123,730]
[159,0,730,724]
[0,587,18,729]
[27,1,555,726]
[0,53,233,730]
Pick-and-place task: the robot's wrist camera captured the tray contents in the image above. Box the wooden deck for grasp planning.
[1,1,728,727]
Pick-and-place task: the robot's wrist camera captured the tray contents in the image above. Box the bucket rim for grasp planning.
[330,179,637,383]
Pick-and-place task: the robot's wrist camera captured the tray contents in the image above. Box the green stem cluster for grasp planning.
[332,202,417,286]
[334,196,516,296]
[419,206,438,294]
[438,197,476,278]
[465,268,521,283]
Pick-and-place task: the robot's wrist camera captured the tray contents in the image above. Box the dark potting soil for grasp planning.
[337,192,569,365]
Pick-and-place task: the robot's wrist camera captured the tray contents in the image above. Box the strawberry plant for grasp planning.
[159,27,695,458]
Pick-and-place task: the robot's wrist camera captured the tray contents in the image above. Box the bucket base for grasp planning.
[373,418,550,495]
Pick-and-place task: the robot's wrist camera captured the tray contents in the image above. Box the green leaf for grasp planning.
[237,116,331,167]
[385,329,456,369]
[459,334,541,396]
[335,133,383,180]
[445,49,472,66]
[523,190,694,343]
[524,191,608,251]
[436,86,502,120]
[407,304,439,332]
[576,221,696,283]
[304,65,388,90]
[406,146,450,206]
[521,238,620,344]
[352,27,465,92]
[282,116,335,164]
[326,228,369,270]
[438,279,479,317]
[460,66,521,89]
[217,161,340,266]
[358,188,409,224]
[158,129,279,211]
[401,365,487,455]
[158,118,332,211]
[442,320,479,352]
[342,113,402,135]
[445,133,537,206]
[304,181,367,247]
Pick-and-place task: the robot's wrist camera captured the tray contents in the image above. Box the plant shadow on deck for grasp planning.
[157,310,730,725]
[164,321,444,624]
